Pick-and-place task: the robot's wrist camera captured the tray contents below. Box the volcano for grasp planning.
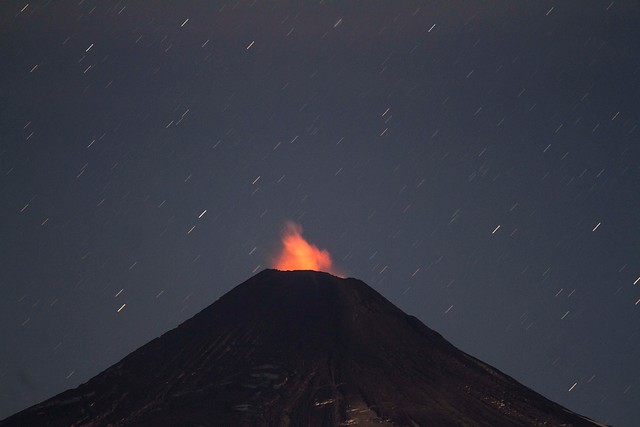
[2,270,605,426]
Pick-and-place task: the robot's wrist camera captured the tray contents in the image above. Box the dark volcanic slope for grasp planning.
[2,270,605,427]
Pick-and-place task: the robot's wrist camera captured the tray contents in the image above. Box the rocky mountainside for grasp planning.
[1,269,606,426]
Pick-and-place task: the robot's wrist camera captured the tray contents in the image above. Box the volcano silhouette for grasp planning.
[2,270,605,426]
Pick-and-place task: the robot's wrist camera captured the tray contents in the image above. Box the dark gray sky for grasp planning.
[1,1,639,425]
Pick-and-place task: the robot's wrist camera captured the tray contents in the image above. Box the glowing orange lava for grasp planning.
[273,222,337,274]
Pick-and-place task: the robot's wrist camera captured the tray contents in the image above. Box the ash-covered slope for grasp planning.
[2,269,605,427]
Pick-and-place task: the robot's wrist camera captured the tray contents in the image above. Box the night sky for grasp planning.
[1,1,639,425]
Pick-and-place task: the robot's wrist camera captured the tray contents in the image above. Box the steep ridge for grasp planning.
[1,270,605,426]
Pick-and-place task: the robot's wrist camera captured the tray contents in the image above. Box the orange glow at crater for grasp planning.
[273,222,336,274]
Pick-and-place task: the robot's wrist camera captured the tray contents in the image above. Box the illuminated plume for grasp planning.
[273,222,336,274]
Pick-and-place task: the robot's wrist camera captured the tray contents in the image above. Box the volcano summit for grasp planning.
[1,270,605,426]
